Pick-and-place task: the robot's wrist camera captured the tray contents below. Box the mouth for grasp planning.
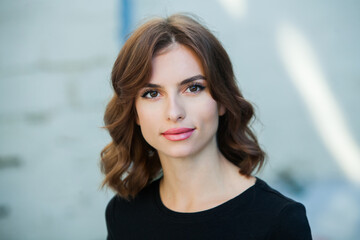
[161,128,195,141]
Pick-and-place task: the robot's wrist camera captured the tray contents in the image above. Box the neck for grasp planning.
[160,147,226,195]
[157,140,254,212]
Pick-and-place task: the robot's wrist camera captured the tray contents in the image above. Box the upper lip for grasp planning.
[162,128,195,135]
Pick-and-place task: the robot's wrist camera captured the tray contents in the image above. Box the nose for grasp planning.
[166,95,185,122]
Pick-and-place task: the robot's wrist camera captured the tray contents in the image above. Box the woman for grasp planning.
[101,14,312,239]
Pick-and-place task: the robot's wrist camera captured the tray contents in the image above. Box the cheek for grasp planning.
[192,98,219,126]
[136,107,150,126]
[135,101,149,125]
[135,103,159,140]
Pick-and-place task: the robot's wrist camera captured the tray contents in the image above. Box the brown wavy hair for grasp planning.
[101,14,265,199]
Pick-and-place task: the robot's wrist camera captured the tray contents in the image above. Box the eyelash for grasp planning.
[141,90,159,99]
[141,83,206,99]
[185,84,206,93]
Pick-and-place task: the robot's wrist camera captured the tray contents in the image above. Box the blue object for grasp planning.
[120,0,132,43]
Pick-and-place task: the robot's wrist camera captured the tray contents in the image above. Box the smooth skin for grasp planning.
[135,43,255,213]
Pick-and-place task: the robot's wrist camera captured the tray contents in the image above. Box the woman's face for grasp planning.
[135,43,225,159]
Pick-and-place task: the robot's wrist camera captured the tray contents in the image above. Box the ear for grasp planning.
[218,103,226,116]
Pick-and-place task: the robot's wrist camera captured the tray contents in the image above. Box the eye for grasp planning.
[142,90,160,99]
[185,84,205,93]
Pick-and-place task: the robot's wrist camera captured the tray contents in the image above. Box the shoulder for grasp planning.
[250,178,306,213]
[105,179,160,238]
[106,179,159,217]
[250,178,312,239]
[253,178,302,209]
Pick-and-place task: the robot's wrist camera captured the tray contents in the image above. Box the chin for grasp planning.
[158,146,198,159]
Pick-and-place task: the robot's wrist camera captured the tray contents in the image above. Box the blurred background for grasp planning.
[0,0,359,239]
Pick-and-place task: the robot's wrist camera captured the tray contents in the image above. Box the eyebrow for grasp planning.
[145,74,206,88]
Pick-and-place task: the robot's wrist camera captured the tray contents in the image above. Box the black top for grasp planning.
[105,178,312,239]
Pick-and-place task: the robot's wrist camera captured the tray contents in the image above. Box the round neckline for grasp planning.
[153,177,259,222]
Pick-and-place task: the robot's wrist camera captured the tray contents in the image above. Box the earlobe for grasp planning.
[218,104,226,116]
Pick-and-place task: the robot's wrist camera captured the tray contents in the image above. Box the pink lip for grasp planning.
[161,128,195,141]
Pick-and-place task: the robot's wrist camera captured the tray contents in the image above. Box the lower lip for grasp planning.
[162,129,195,141]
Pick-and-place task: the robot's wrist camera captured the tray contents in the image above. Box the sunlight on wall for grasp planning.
[277,23,360,185]
[217,0,247,20]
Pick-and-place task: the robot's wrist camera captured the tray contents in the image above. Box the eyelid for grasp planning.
[183,82,206,93]
[139,81,206,98]
[140,88,160,98]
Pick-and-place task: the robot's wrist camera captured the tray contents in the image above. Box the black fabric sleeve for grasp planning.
[269,202,312,240]
[105,196,116,240]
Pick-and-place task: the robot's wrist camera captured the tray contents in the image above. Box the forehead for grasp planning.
[150,43,205,84]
